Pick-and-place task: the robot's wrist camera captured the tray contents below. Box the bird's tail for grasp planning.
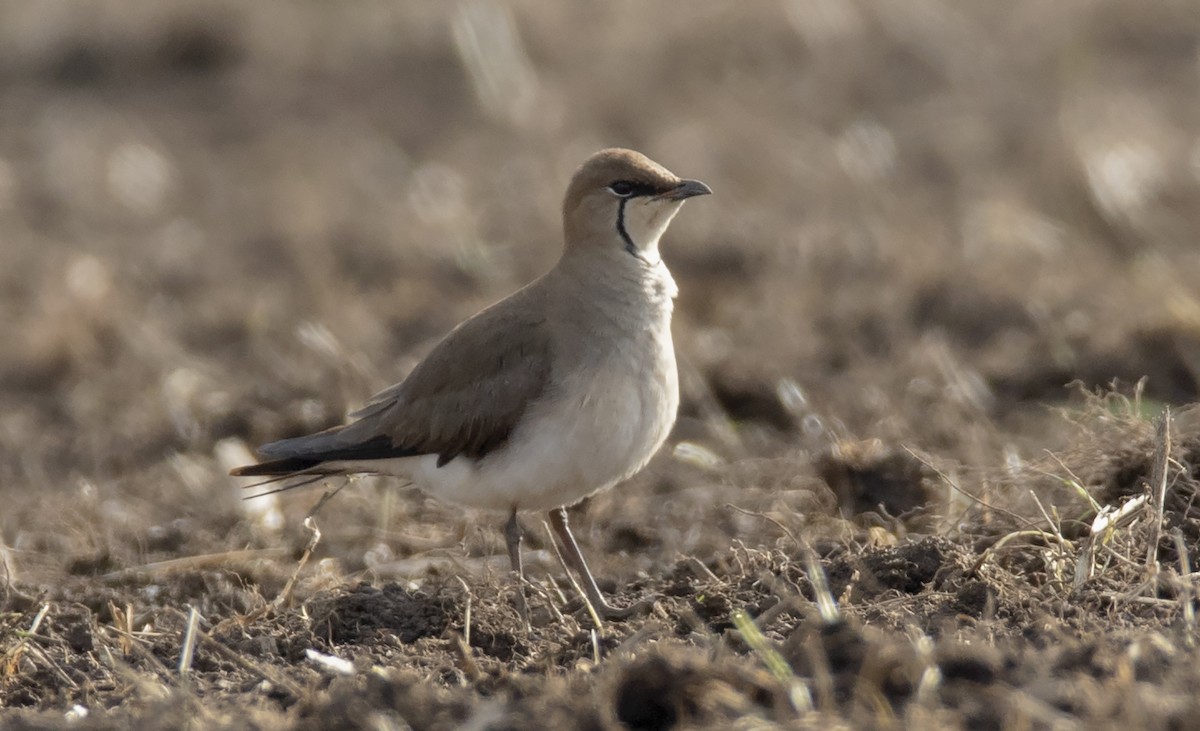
[230,429,416,480]
[229,457,323,477]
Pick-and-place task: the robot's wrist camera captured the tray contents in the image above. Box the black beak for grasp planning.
[658,178,713,200]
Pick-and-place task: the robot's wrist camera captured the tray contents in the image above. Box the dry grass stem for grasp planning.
[178,606,201,677]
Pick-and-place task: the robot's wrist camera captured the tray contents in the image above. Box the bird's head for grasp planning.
[562,148,711,263]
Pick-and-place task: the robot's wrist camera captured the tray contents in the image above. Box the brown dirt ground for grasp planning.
[3,1,1200,729]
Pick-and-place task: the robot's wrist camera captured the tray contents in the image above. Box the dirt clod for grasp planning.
[307,582,452,645]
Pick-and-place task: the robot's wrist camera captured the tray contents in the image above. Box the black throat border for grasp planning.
[616,198,638,257]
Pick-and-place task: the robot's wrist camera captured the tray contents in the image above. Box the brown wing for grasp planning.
[359,296,552,466]
[247,288,553,471]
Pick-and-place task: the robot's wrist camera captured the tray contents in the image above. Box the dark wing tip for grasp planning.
[229,457,322,477]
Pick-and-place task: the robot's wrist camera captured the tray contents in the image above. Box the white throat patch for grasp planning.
[617,198,684,262]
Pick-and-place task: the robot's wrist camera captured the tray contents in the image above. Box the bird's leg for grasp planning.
[504,508,529,627]
[548,507,654,620]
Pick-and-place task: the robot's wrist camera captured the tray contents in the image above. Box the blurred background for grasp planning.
[1,0,1199,582]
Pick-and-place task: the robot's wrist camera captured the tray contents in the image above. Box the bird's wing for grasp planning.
[256,290,553,468]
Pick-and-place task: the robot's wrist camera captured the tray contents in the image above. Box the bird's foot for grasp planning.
[569,593,661,623]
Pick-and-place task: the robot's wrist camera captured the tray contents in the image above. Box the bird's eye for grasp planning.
[608,181,635,197]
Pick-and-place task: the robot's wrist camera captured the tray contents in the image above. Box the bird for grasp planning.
[231,148,711,619]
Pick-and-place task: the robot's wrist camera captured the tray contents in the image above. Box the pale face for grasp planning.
[612,193,685,263]
[601,177,709,262]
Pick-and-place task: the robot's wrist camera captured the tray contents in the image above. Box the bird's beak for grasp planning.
[658,179,712,201]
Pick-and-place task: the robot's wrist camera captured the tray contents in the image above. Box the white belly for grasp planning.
[330,354,679,513]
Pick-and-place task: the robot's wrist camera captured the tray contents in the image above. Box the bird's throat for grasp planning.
[616,198,682,265]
